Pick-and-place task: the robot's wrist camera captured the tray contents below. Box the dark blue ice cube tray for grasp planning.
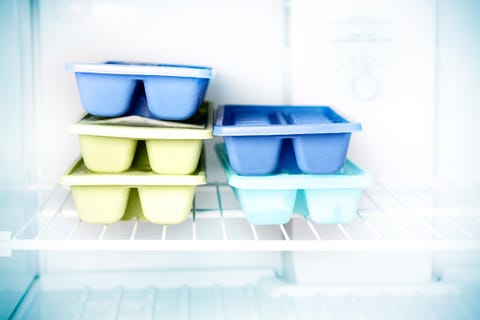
[213,105,361,175]
[66,62,213,120]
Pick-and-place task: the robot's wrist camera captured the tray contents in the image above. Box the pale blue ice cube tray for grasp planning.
[215,143,372,225]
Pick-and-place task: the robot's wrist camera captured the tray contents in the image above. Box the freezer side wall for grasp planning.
[0,0,38,318]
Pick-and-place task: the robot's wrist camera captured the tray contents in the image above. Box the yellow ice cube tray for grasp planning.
[69,102,212,174]
[60,153,206,225]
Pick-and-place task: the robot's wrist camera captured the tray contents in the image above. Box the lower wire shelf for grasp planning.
[10,269,480,320]
[2,182,480,253]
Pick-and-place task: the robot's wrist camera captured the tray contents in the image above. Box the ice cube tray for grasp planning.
[66,61,213,120]
[213,105,361,174]
[69,102,213,174]
[215,143,372,225]
[60,155,206,225]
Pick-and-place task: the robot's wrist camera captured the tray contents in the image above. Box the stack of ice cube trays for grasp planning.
[61,62,213,225]
[213,105,373,225]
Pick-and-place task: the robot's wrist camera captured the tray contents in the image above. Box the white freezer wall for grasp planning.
[34,0,480,185]
[435,0,480,183]
[289,0,437,182]
[35,0,286,184]
[288,0,480,184]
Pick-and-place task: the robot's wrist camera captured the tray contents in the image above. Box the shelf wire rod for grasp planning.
[112,287,125,320]
[350,295,370,320]
[313,294,335,320]
[162,225,167,241]
[130,218,139,240]
[215,182,228,241]
[281,296,298,320]
[305,217,322,240]
[214,285,226,320]
[381,294,405,320]
[337,224,353,240]
[179,285,190,320]
[73,287,91,320]
[356,211,383,239]
[441,215,475,240]
[34,191,71,240]
[401,182,476,240]
[402,182,437,205]
[99,224,109,240]
[396,182,443,211]
[67,218,81,240]
[250,224,259,241]
[145,286,157,320]
[447,182,480,219]
[380,183,445,239]
[220,217,228,240]
[12,184,61,239]
[13,279,42,320]
[192,219,197,241]
[280,224,291,241]
[362,189,413,239]
[192,195,197,240]
[246,285,261,320]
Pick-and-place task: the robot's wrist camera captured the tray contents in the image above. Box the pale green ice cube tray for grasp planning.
[69,102,212,174]
[60,154,206,225]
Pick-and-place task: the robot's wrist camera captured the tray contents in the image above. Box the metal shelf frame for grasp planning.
[1,182,480,254]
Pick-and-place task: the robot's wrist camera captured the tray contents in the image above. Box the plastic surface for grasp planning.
[60,156,206,225]
[66,62,213,120]
[216,143,372,225]
[70,103,212,174]
[12,272,480,320]
[213,105,361,174]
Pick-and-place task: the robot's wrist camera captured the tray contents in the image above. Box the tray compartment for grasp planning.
[61,157,206,225]
[215,143,372,224]
[67,62,213,120]
[70,103,213,174]
[214,105,361,175]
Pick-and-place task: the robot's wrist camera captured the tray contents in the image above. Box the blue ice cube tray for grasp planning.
[213,105,361,175]
[215,143,372,225]
[66,62,213,120]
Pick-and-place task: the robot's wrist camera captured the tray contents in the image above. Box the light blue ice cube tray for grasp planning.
[213,105,361,175]
[215,143,372,225]
[66,62,213,120]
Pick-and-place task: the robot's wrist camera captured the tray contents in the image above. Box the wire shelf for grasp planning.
[2,182,480,253]
[10,271,480,320]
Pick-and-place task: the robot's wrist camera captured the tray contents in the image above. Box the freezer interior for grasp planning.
[1,1,480,319]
